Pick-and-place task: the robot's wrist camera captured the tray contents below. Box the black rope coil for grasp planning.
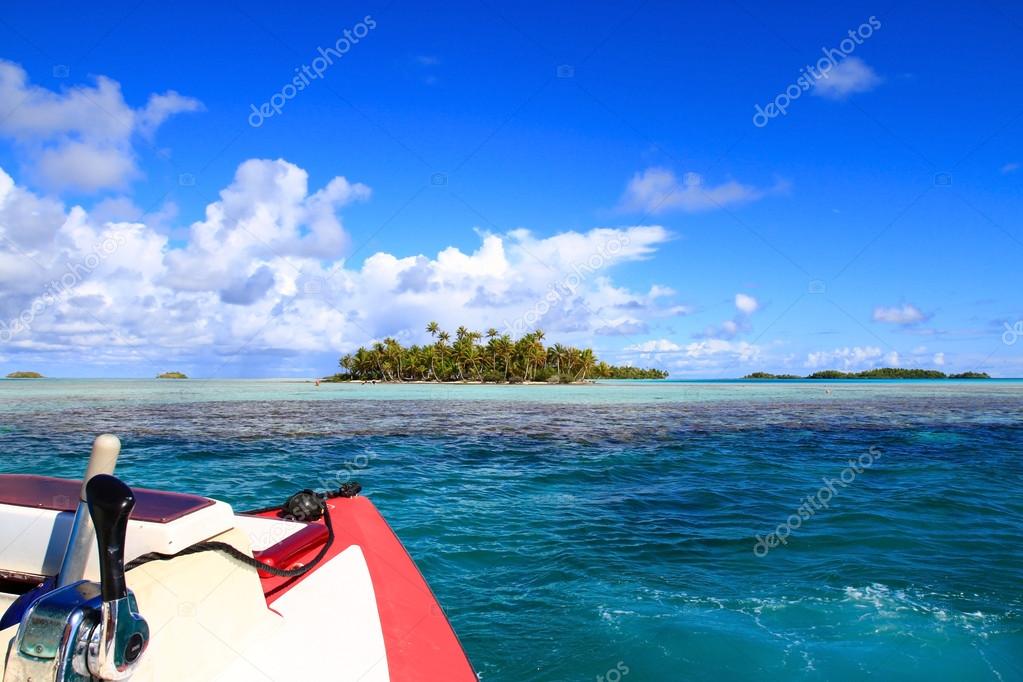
[125,483,361,578]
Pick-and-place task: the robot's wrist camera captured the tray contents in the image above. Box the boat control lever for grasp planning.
[2,474,150,681]
[85,474,151,679]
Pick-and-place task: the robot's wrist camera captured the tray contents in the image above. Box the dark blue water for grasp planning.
[0,380,1020,680]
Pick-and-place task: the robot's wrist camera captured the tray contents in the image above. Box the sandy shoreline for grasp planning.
[318,379,599,385]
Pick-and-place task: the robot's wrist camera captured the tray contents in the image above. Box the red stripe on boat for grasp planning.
[247,498,475,681]
[252,523,329,578]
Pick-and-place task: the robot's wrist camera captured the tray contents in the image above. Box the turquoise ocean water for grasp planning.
[0,379,1020,681]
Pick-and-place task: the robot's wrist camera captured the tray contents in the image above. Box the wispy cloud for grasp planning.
[872,303,928,325]
[812,57,882,100]
[618,167,784,215]
[1001,162,1020,175]
[624,339,682,352]
[805,345,898,370]
[662,304,695,317]
[684,339,761,361]
[696,318,744,340]
[595,318,649,336]
[696,293,760,340]
[413,54,441,85]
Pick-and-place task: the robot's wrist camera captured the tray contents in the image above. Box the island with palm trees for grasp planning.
[326,322,668,383]
[743,369,990,379]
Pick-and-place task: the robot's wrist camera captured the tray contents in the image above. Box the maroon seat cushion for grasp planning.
[0,475,214,523]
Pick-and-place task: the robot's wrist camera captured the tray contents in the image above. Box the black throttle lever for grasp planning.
[86,474,134,602]
[84,473,150,679]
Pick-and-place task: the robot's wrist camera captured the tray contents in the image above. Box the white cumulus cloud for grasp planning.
[805,345,889,370]
[735,293,759,314]
[0,160,679,373]
[618,338,762,377]
[0,59,202,193]
[813,57,882,100]
[684,339,760,361]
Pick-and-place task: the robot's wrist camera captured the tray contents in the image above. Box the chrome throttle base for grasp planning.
[87,593,149,680]
[3,474,149,681]
[5,580,102,681]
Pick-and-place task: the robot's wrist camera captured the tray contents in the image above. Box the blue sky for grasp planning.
[0,1,1021,377]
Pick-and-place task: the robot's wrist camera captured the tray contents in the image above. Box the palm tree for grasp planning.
[576,348,595,381]
[564,347,581,378]
[495,334,513,380]
[435,331,451,379]
[330,323,668,382]
[408,345,428,380]
[550,343,566,377]
[532,344,547,379]
[453,336,474,380]
[529,332,546,380]
[463,343,482,380]
[371,341,387,379]
[383,338,404,381]
[425,323,442,379]
[353,348,374,378]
